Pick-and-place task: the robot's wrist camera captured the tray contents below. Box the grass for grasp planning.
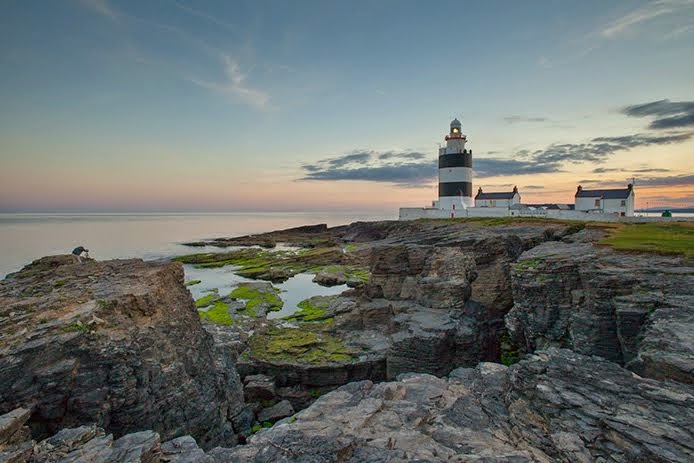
[249,327,354,364]
[499,333,521,366]
[185,279,202,287]
[60,321,90,334]
[417,217,584,227]
[198,300,233,325]
[230,284,283,317]
[599,222,694,258]
[514,258,543,271]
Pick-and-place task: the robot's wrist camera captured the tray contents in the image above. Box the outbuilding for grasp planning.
[574,184,635,216]
[474,186,521,208]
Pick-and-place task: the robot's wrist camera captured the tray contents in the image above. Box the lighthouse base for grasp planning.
[438,196,474,210]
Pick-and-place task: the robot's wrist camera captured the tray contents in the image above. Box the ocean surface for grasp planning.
[0,211,396,278]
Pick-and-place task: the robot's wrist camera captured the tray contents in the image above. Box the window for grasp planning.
[594,199,600,207]
[620,200,626,206]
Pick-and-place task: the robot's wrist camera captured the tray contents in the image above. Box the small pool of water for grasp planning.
[183,265,347,319]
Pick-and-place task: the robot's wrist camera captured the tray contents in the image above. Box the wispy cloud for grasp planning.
[190,54,270,109]
[581,174,694,188]
[173,1,238,33]
[598,3,673,38]
[662,24,694,39]
[77,0,118,21]
[504,115,548,124]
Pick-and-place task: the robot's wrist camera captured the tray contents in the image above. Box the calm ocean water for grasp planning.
[0,211,396,278]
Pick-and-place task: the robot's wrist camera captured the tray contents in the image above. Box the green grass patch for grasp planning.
[249,327,354,364]
[185,279,202,287]
[198,300,233,325]
[600,222,694,258]
[514,258,543,271]
[60,322,90,334]
[195,294,216,308]
[499,333,521,366]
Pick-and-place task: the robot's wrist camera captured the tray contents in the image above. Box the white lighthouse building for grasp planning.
[438,118,473,210]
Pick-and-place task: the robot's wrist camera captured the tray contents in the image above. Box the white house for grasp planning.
[574,184,635,216]
[474,186,521,208]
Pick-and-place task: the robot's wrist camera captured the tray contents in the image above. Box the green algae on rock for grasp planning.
[198,300,234,325]
[230,282,283,317]
[194,293,217,308]
[174,246,368,285]
[285,295,336,322]
[248,326,354,364]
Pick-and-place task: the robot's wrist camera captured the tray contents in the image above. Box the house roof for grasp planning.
[475,191,517,200]
[575,188,632,199]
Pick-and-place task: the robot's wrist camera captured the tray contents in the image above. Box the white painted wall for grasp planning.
[475,193,521,208]
[438,196,474,210]
[575,192,634,216]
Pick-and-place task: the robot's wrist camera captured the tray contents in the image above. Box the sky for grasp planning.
[0,0,693,212]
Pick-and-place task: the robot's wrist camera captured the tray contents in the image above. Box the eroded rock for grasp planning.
[0,256,247,448]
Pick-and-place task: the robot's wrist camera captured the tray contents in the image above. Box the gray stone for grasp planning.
[257,400,295,424]
[0,256,245,448]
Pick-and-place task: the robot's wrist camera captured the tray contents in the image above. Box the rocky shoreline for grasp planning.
[1,219,692,462]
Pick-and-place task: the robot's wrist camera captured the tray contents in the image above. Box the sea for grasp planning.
[0,211,396,278]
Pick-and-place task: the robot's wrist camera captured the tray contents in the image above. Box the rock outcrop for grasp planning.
[216,348,694,462]
[506,239,693,384]
[0,255,248,448]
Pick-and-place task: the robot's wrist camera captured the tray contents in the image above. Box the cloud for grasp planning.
[299,131,692,185]
[523,185,545,190]
[637,174,694,187]
[621,99,694,129]
[504,115,548,124]
[189,54,270,109]
[580,174,694,188]
[596,0,689,38]
[530,133,693,165]
[173,1,237,32]
[78,0,118,21]
[592,167,622,173]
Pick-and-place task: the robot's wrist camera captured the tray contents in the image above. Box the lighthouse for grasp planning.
[438,118,473,210]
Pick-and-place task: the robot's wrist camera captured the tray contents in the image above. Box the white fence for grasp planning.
[399,207,694,223]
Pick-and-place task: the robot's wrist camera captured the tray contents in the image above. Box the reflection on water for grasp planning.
[271,273,347,319]
[183,265,347,319]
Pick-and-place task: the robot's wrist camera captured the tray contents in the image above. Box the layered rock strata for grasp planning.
[0,255,248,448]
[214,348,694,462]
[506,238,693,384]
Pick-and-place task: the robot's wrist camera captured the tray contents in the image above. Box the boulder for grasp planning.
[257,400,295,424]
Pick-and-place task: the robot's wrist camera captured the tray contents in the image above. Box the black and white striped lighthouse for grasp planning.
[438,118,473,210]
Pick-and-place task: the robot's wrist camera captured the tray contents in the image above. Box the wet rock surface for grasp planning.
[507,239,694,384]
[217,348,694,463]
[0,256,247,448]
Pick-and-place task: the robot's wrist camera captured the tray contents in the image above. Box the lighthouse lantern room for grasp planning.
[438,118,473,210]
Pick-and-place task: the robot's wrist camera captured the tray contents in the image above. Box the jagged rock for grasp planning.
[218,348,694,462]
[243,375,276,402]
[506,240,694,384]
[0,409,31,446]
[257,400,295,424]
[160,436,212,463]
[0,256,246,448]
